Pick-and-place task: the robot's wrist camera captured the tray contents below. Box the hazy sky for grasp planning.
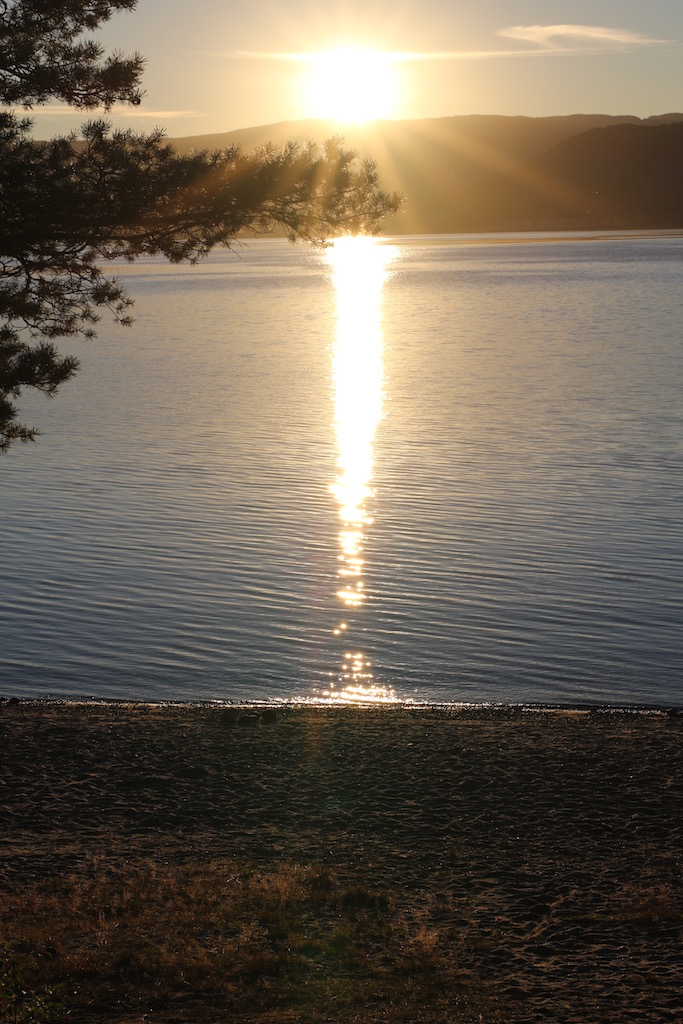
[29,1,683,138]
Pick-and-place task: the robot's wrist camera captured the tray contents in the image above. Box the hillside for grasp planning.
[171,114,683,233]
[511,122,683,229]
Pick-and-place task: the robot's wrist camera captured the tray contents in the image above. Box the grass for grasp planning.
[0,858,505,1023]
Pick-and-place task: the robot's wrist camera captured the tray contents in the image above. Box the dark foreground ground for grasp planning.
[1,701,681,1023]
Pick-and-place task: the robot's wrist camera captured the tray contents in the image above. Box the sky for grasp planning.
[28,0,683,138]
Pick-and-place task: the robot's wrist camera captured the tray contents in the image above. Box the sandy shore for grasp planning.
[1,701,681,1022]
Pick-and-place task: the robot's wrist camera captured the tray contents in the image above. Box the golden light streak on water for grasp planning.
[323,236,398,703]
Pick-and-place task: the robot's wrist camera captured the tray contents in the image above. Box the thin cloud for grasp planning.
[232,49,500,62]
[231,48,532,62]
[231,50,407,63]
[498,24,665,50]
[123,109,203,119]
[29,105,201,118]
[231,25,667,65]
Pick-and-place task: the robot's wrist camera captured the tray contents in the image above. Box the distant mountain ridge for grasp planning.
[172,114,683,233]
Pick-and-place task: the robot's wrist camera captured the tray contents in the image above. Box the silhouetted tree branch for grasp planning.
[0,1,401,452]
[0,0,144,108]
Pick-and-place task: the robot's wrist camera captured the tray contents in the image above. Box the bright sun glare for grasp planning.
[304,48,397,123]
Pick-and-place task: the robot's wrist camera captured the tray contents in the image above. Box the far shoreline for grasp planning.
[2,694,682,713]
[234,226,683,245]
[381,227,683,244]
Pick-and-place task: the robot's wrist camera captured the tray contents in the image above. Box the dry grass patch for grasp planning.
[0,858,504,1023]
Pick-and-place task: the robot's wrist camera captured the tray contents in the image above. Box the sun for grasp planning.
[303,48,398,123]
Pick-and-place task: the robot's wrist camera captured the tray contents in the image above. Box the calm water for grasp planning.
[2,234,682,706]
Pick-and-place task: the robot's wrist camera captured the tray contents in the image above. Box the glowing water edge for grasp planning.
[324,237,398,703]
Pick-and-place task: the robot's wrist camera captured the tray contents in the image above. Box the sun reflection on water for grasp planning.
[323,236,398,704]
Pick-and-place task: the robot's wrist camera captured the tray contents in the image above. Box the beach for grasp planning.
[1,701,681,1022]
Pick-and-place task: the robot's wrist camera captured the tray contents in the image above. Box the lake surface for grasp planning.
[2,234,682,706]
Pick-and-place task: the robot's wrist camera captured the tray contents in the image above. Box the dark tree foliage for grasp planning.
[0,0,144,109]
[0,1,401,452]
